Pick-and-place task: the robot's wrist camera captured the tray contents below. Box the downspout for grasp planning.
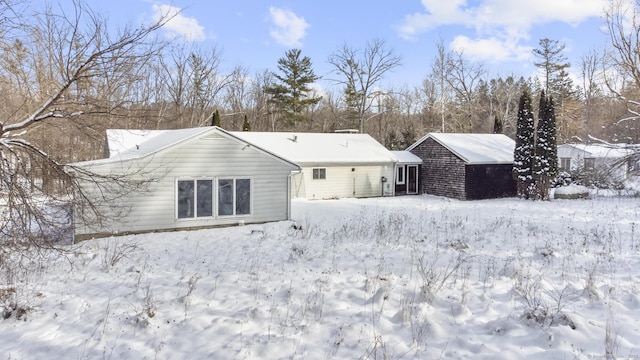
[287,169,302,219]
[388,160,398,197]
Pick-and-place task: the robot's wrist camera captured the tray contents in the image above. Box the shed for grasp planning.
[230,131,398,199]
[407,133,516,200]
[557,143,637,181]
[68,126,301,241]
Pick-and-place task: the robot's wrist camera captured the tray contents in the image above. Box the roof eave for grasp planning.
[465,161,514,165]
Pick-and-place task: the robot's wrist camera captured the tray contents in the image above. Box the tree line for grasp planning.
[1,0,640,243]
[2,3,638,167]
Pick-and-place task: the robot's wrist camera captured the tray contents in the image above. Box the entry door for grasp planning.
[407,165,418,194]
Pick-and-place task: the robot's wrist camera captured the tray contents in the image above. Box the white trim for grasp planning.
[175,176,253,220]
[216,177,253,218]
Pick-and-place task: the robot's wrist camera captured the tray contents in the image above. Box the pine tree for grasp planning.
[265,49,322,127]
[343,83,362,129]
[546,97,559,179]
[242,114,251,131]
[513,89,536,198]
[493,115,503,134]
[533,91,548,198]
[210,109,221,127]
[532,38,570,98]
[533,92,559,200]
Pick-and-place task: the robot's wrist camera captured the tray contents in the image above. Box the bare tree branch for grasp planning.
[327,38,402,133]
[0,0,173,247]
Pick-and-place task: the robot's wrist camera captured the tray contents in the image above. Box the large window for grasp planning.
[218,178,252,216]
[235,179,251,215]
[197,180,213,217]
[177,178,251,219]
[560,158,571,171]
[177,180,195,218]
[312,168,326,180]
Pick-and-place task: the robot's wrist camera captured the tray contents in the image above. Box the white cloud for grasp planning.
[397,0,608,61]
[268,7,309,48]
[450,35,532,63]
[153,4,206,42]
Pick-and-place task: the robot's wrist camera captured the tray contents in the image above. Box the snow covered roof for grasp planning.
[558,143,634,159]
[390,151,422,164]
[407,133,515,164]
[105,127,210,160]
[229,131,398,165]
[70,127,298,169]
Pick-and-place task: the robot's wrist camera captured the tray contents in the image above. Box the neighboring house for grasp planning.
[407,133,517,200]
[557,143,637,181]
[390,150,422,195]
[230,131,398,199]
[68,126,301,241]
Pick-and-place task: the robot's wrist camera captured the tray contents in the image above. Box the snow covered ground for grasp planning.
[2,194,640,359]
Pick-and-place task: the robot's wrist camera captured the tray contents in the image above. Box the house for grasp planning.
[68,126,301,241]
[230,131,398,199]
[406,133,517,200]
[557,143,637,181]
[390,151,422,195]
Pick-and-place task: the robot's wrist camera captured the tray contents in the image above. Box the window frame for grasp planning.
[396,166,405,185]
[217,177,252,217]
[560,158,571,171]
[176,177,252,220]
[177,180,195,219]
[312,168,326,180]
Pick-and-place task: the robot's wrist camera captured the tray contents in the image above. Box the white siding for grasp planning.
[74,131,296,239]
[557,145,629,181]
[292,164,395,199]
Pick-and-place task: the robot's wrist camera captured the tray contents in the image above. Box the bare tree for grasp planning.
[446,50,485,132]
[429,41,455,132]
[488,76,531,137]
[578,49,604,141]
[248,70,278,131]
[327,38,402,133]
[159,44,232,128]
[417,78,440,133]
[0,0,171,247]
[220,66,252,130]
[604,0,640,130]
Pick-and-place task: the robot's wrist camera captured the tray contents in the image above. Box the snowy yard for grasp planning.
[1,194,640,359]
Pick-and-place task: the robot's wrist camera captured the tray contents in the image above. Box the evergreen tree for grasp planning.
[532,38,579,143]
[385,130,400,150]
[513,89,536,198]
[533,91,548,198]
[343,83,362,129]
[493,115,503,134]
[401,127,417,150]
[265,49,322,127]
[242,114,251,131]
[546,97,559,178]
[210,109,221,127]
[532,38,571,98]
[533,92,559,200]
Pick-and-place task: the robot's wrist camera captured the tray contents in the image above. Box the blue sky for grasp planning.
[88,0,609,90]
